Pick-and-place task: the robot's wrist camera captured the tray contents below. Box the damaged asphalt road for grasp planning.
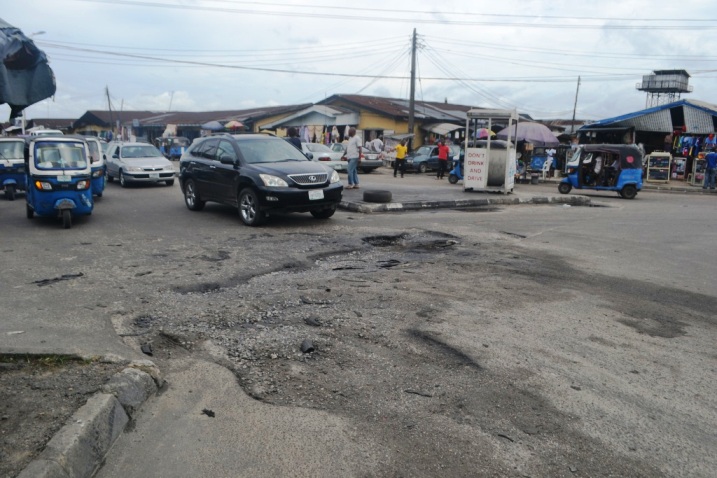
[2,182,716,477]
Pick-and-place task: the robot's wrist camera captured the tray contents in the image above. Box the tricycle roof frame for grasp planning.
[466,108,519,121]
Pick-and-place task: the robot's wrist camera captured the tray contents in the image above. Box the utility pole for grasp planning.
[570,76,581,135]
[106,86,114,137]
[168,91,174,112]
[408,28,417,139]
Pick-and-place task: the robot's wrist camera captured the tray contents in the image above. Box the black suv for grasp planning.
[179,134,343,226]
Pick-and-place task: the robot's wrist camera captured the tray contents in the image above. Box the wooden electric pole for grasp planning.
[408,28,417,138]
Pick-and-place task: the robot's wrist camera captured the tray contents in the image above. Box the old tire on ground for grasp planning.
[363,189,392,203]
[310,205,336,219]
[621,184,637,199]
[238,188,266,226]
[62,209,72,229]
[448,174,459,185]
[558,182,572,194]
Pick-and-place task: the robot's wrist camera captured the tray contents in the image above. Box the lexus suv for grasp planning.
[179,134,343,226]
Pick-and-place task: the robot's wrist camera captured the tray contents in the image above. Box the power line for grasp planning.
[72,0,717,30]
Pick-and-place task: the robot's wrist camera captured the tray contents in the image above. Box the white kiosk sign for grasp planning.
[463,108,519,194]
[464,148,488,190]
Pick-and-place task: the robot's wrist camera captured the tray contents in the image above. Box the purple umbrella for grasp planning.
[496,122,559,147]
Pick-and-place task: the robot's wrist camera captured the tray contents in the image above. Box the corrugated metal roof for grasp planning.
[581,99,717,133]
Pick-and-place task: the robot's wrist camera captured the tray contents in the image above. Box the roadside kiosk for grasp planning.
[644,151,671,183]
[463,109,518,194]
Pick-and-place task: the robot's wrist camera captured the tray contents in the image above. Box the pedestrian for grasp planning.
[392,138,408,178]
[285,127,302,151]
[345,127,362,189]
[370,135,384,153]
[436,140,450,179]
[704,148,717,190]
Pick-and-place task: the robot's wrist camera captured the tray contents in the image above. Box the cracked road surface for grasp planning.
[2,182,716,477]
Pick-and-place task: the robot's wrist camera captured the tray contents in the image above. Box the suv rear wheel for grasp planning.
[183,179,205,211]
[238,188,266,226]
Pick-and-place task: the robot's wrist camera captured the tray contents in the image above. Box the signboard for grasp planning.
[505,149,516,191]
[464,147,488,190]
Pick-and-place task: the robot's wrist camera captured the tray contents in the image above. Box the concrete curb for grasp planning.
[17,361,161,478]
[339,194,591,213]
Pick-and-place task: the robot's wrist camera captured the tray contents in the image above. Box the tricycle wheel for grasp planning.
[5,184,16,201]
[62,209,72,229]
[26,204,34,219]
[448,174,459,185]
[621,184,637,199]
[558,182,572,195]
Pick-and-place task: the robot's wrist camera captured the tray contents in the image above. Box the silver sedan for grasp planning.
[105,142,176,187]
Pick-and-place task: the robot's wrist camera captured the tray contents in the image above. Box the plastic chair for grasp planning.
[540,158,551,181]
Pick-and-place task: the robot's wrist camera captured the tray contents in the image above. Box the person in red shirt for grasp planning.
[436,140,450,179]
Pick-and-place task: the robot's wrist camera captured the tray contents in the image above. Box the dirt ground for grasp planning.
[0,357,122,477]
[3,223,715,477]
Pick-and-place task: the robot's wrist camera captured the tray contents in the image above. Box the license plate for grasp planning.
[57,175,71,182]
[149,173,160,179]
[308,189,324,200]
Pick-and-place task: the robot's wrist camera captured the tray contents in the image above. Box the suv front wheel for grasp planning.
[238,188,266,226]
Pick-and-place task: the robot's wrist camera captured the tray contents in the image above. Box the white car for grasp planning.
[105,142,176,187]
[302,142,346,172]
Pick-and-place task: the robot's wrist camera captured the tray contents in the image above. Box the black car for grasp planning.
[179,134,343,226]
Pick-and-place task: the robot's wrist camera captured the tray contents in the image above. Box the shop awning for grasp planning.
[422,123,463,136]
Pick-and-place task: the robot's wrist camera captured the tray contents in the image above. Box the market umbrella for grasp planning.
[224,120,243,130]
[476,128,496,139]
[0,18,56,120]
[496,122,559,147]
[201,120,224,131]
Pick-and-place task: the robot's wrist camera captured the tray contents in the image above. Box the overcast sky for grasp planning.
[3,0,717,123]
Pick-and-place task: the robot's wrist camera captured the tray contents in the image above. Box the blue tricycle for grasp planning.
[24,136,94,228]
[0,138,27,200]
[558,144,643,199]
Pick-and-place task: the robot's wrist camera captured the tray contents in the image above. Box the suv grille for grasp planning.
[288,173,328,185]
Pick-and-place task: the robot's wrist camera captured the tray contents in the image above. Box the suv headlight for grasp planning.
[330,170,340,184]
[259,174,288,187]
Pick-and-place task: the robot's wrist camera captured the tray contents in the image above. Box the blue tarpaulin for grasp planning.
[0,17,56,120]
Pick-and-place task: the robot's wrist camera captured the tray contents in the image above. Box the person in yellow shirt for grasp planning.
[392,139,408,178]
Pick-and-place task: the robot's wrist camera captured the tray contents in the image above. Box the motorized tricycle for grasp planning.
[0,137,27,200]
[85,136,106,197]
[24,136,94,228]
[558,144,643,199]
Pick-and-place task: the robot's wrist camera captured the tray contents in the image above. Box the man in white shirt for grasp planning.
[345,127,362,189]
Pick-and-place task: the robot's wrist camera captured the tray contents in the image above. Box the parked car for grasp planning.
[405,144,461,173]
[179,134,342,226]
[105,142,176,187]
[301,142,346,172]
[329,143,383,173]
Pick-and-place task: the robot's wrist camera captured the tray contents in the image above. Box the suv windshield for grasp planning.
[237,137,309,164]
